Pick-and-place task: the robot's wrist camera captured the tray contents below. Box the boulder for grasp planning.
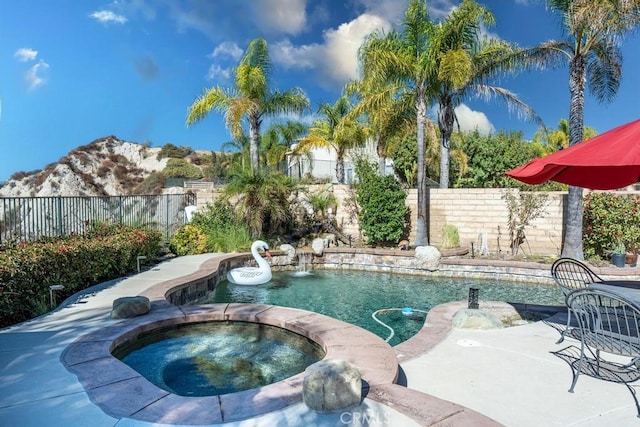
[303,359,361,413]
[111,296,150,319]
[279,244,296,262]
[453,308,505,329]
[311,238,325,256]
[414,246,441,271]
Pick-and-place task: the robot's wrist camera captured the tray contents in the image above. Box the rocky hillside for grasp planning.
[0,136,171,197]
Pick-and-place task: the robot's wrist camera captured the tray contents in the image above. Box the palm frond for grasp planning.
[586,38,622,103]
[186,87,234,125]
[473,84,544,127]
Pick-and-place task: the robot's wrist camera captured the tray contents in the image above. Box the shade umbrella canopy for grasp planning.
[506,119,640,190]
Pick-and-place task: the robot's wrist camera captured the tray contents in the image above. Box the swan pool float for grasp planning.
[227,240,272,285]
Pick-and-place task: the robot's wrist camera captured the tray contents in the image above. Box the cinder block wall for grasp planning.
[195,185,566,257]
[426,188,565,257]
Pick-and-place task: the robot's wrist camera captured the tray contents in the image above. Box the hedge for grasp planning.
[0,225,162,328]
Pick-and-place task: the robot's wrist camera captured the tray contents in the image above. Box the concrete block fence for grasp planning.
[194,186,570,258]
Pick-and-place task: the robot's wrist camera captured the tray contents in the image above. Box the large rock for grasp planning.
[111,296,150,319]
[279,244,296,261]
[303,359,361,413]
[414,246,441,271]
[311,238,325,256]
[453,308,504,329]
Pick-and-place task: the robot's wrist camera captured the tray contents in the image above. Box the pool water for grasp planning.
[114,322,324,396]
[203,270,564,346]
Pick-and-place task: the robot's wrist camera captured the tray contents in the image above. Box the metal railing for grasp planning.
[0,193,196,244]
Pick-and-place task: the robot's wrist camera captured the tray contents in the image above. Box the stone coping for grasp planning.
[61,303,401,424]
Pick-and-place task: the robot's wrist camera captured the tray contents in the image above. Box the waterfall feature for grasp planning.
[293,249,314,277]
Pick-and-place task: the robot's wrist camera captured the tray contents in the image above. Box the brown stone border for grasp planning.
[61,303,400,424]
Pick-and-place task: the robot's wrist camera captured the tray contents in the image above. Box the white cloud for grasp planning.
[14,48,38,62]
[271,13,390,88]
[271,39,319,70]
[426,0,457,19]
[90,10,127,24]
[206,64,232,81]
[210,42,243,61]
[253,0,306,35]
[454,104,494,134]
[25,60,49,91]
[322,14,390,83]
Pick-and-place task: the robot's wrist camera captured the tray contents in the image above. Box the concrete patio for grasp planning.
[1,253,639,426]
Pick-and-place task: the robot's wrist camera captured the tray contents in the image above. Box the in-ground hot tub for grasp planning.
[112,321,324,396]
[61,303,399,424]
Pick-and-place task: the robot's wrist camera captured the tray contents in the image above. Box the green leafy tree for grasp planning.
[522,0,640,259]
[187,37,310,171]
[294,96,367,184]
[355,159,408,246]
[456,130,553,189]
[425,0,541,189]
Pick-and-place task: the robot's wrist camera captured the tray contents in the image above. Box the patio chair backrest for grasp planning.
[551,257,603,296]
[566,288,640,358]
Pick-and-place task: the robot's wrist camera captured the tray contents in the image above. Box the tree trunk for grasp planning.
[438,94,455,189]
[249,115,261,171]
[336,153,345,184]
[562,56,587,259]
[376,134,386,175]
[415,96,428,246]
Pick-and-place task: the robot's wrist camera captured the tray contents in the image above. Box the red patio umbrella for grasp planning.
[506,119,640,190]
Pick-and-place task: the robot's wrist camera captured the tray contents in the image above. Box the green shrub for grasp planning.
[169,224,208,256]
[170,199,253,254]
[207,224,252,253]
[0,225,162,328]
[162,158,203,179]
[132,171,166,195]
[584,192,640,259]
[441,224,460,249]
[157,143,193,159]
[355,159,408,246]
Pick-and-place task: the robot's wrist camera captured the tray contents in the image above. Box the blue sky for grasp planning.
[1,0,639,182]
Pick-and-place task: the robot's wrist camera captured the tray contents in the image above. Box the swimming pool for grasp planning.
[199,270,564,346]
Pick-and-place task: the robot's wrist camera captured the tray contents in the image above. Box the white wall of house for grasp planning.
[286,138,391,183]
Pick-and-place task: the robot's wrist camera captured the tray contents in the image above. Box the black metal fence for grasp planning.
[0,193,196,244]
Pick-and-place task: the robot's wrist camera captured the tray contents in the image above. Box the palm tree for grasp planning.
[533,118,597,153]
[345,78,415,176]
[357,0,538,244]
[294,96,367,184]
[425,0,542,189]
[224,167,298,238]
[357,1,436,245]
[523,0,640,259]
[221,133,251,170]
[186,37,310,171]
[262,120,307,171]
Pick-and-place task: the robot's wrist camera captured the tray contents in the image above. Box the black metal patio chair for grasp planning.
[551,257,604,343]
[561,288,640,418]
